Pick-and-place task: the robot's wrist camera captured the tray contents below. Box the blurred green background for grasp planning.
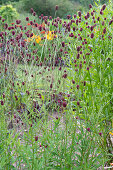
[0,0,109,19]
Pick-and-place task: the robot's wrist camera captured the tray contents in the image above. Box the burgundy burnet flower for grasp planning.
[67,15,71,19]
[17,119,19,123]
[100,11,103,15]
[87,128,90,132]
[83,81,86,86]
[30,8,34,13]
[12,31,15,35]
[15,96,18,101]
[4,23,8,29]
[78,11,81,17]
[84,16,87,20]
[97,17,100,21]
[90,26,94,31]
[62,101,67,107]
[76,85,79,89]
[80,27,83,31]
[55,5,59,10]
[30,33,33,37]
[14,114,16,119]
[90,33,94,38]
[103,27,106,34]
[87,67,89,70]
[33,12,36,16]
[39,16,41,19]
[109,19,113,25]
[1,100,4,105]
[30,21,33,25]
[50,83,53,88]
[62,41,65,47]
[89,4,92,8]
[63,73,67,78]
[74,14,76,18]
[45,145,48,148]
[49,16,52,20]
[22,82,25,85]
[77,101,80,106]
[102,4,106,11]
[35,136,38,141]
[72,80,75,84]
[26,90,30,95]
[99,132,102,136]
[91,11,94,16]
[3,93,5,98]
[87,12,90,18]
[56,116,58,119]
[16,20,21,24]
[26,17,29,21]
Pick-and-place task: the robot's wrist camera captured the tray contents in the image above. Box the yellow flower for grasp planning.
[35,35,41,43]
[44,30,57,40]
[109,132,113,135]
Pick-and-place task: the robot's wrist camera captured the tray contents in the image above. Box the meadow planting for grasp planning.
[0,1,113,169]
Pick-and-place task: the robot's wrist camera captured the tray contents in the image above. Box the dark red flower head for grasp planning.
[63,73,67,78]
[33,12,36,16]
[77,101,80,106]
[90,33,94,38]
[1,100,4,105]
[109,19,113,25]
[87,128,90,132]
[102,4,106,11]
[74,14,76,18]
[78,11,81,17]
[89,4,92,8]
[22,82,25,85]
[35,136,38,141]
[55,5,59,10]
[99,132,102,136]
[72,80,75,84]
[62,101,67,107]
[26,17,29,21]
[62,41,65,47]
[50,83,53,88]
[30,8,34,13]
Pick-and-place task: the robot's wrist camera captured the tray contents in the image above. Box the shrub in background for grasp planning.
[21,0,77,18]
[0,0,19,5]
[0,4,19,21]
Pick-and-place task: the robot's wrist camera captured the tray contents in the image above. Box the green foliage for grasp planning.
[0,4,19,21]
[21,0,77,18]
[70,0,109,9]
[0,0,19,5]
[0,0,113,169]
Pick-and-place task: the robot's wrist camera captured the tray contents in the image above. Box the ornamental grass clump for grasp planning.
[0,1,113,169]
